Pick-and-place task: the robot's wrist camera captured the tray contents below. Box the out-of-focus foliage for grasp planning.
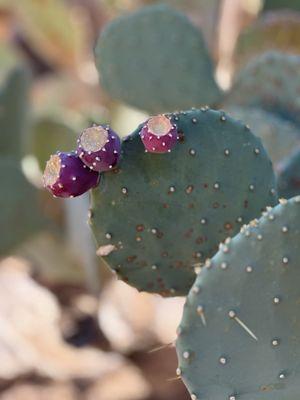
[224,106,300,166]
[0,42,20,81]
[263,0,300,11]
[0,0,89,70]
[0,67,30,159]
[28,117,77,171]
[96,5,221,113]
[224,51,300,127]
[235,11,300,69]
[100,0,221,52]
[0,158,45,255]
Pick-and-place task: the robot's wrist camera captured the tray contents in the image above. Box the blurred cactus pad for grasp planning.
[263,0,300,11]
[176,196,300,399]
[0,66,45,255]
[235,11,300,69]
[90,108,277,296]
[0,158,44,255]
[95,5,221,114]
[224,106,300,166]
[225,51,300,127]
[28,117,77,171]
[277,147,300,199]
[0,67,30,159]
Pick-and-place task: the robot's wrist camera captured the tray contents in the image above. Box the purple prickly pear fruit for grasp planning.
[77,125,121,172]
[140,114,178,153]
[43,152,100,198]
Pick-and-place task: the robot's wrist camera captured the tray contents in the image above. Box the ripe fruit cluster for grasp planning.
[43,115,179,198]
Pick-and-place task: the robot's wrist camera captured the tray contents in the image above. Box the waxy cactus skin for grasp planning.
[176,197,300,400]
[77,125,121,172]
[95,4,221,114]
[90,108,277,296]
[43,152,100,198]
[140,115,178,153]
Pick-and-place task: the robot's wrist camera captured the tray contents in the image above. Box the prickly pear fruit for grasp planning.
[176,196,300,399]
[77,125,121,172]
[43,152,100,198]
[140,115,178,153]
[89,108,277,297]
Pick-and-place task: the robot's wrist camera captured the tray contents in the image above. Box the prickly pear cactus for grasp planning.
[95,5,221,114]
[224,106,300,166]
[0,66,46,256]
[176,196,300,399]
[277,146,300,199]
[0,67,30,159]
[0,157,45,255]
[90,108,277,296]
[224,52,300,127]
[235,11,300,69]
[28,116,77,171]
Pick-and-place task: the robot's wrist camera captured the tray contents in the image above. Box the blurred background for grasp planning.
[0,0,299,399]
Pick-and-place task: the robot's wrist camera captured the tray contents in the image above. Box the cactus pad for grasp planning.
[277,147,300,199]
[176,196,300,399]
[225,52,300,127]
[90,108,277,296]
[224,106,300,166]
[235,11,300,69]
[0,67,30,159]
[1,157,45,255]
[95,5,221,114]
[28,117,77,171]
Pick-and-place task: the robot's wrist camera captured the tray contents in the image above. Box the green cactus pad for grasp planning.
[277,146,300,199]
[176,196,300,399]
[0,157,45,256]
[235,11,300,69]
[224,106,300,166]
[224,52,300,127]
[28,116,77,171]
[95,5,221,114]
[0,67,30,159]
[90,108,277,296]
